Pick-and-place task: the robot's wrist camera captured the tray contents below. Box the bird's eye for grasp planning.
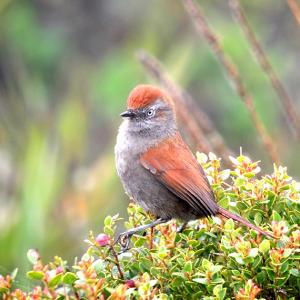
[146,108,155,117]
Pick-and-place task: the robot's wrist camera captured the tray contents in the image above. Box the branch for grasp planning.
[229,0,300,139]
[287,0,300,26]
[136,49,233,162]
[109,244,124,280]
[182,0,279,164]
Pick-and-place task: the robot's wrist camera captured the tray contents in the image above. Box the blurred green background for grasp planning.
[1,0,300,281]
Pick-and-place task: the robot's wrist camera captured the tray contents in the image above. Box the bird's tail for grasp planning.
[218,207,274,239]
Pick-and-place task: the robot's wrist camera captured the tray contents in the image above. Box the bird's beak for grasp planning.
[120,110,137,118]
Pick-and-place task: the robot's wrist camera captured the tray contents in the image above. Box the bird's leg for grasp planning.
[115,217,170,252]
[177,222,188,233]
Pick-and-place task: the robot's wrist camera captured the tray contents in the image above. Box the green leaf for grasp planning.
[220,169,230,181]
[0,287,9,293]
[150,267,161,277]
[259,239,270,254]
[249,248,258,258]
[155,294,169,300]
[218,196,229,208]
[139,257,152,272]
[232,270,240,276]
[221,236,231,249]
[157,247,168,259]
[280,261,289,274]
[104,226,114,236]
[183,261,193,273]
[193,278,207,284]
[213,284,226,300]
[235,177,245,187]
[62,272,78,285]
[211,265,223,275]
[196,152,208,164]
[93,259,106,273]
[229,253,244,265]
[283,248,293,258]
[252,256,262,269]
[134,237,146,247]
[26,271,44,280]
[201,258,212,270]
[172,272,185,279]
[264,268,275,280]
[48,273,63,288]
[171,277,184,288]
[104,215,112,226]
[244,172,255,179]
[224,219,234,231]
[256,271,266,284]
[279,185,290,191]
[211,278,225,284]
[254,212,262,226]
[236,201,248,211]
[290,269,300,277]
[272,210,281,221]
[277,276,289,287]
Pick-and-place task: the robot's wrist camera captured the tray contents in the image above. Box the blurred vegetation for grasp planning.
[1,153,300,298]
[0,0,300,284]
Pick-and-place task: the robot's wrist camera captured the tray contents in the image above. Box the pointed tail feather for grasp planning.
[218,207,274,239]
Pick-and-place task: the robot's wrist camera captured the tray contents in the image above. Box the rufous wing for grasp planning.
[140,133,218,217]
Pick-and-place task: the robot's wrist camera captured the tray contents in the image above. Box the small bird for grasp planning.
[115,84,272,249]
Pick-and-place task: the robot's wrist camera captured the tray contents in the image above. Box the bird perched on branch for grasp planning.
[115,84,273,250]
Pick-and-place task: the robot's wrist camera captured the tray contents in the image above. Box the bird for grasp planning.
[115,84,273,250]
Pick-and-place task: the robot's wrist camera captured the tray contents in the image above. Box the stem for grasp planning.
[109,245,124,280]
[182,0,279,164]
[149,226,154,251]
[287,0,300,26]
[74,290,80,300]
[229,0,300,139]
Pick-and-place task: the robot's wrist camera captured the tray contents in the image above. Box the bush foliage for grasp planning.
[1,153,300,299]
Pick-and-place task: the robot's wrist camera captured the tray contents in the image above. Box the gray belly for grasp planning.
[115,148,197,221]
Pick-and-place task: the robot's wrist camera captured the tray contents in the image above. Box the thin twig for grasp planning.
[287,0,300,26]
[178,87,234,160]
[74,290,80,300]
[229,0,300,139]
[182,0,279,164]
[149,226,154,251]
[109,245,124,280]
[137,50,233,162]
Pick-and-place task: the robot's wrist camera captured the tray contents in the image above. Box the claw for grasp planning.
[114,231,134,253]
[113,217,171,254]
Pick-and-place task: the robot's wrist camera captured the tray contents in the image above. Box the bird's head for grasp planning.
[120,84,177,135]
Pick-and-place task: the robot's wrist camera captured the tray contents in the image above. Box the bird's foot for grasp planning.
[114,217,171,253]
[114,230,134,253]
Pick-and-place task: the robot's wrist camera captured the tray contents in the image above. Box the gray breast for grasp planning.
[114,121,198,221]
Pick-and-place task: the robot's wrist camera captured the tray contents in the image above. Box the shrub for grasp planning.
[1,153,299,299]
